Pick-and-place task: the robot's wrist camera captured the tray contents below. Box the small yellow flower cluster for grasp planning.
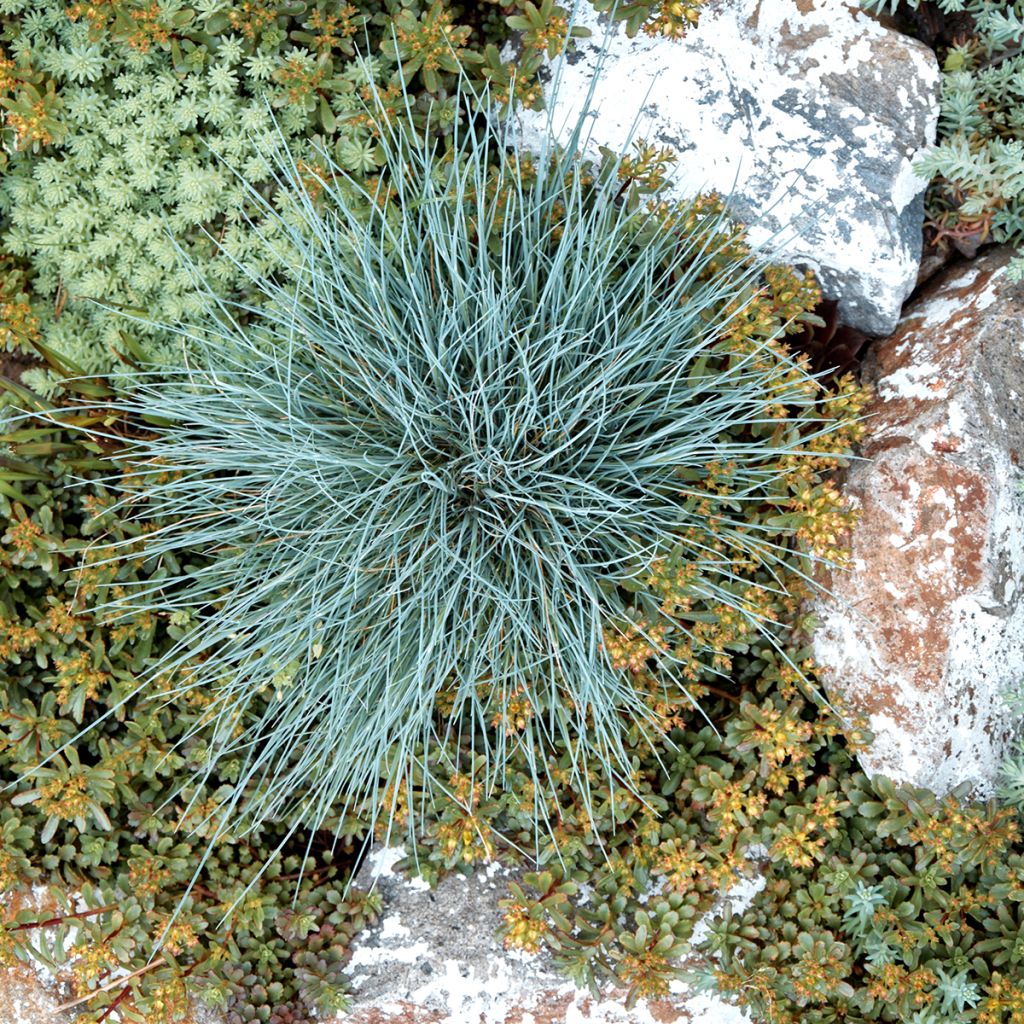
[745,704,814,774]
[489,685,533,735]
[43,600,80,638]
[434,773,496,865]
[54,650,109,711]
[0,928,16,968]
[38,773,91,821]
[978,974,1024,1024]
[348,82,404,139]
[142,977,192,1020]
[642,0,705,38]
[110,607,155,646]
[907,798,1020,874]
[501,899,548,952]
[618,949,673,997]
[0,273,39,351]
[617,141,678,193]
[0,616,40,661]
[705,773,766,839]
[866,963,938,1009]
[792,943,852,1005]
[392,4,472,81]
[763,264,823,329]
[435,815,495,865]
[153,916,201,956]
[301,5,359,56]
[226,0,280,41]
[654,835,705,894]
[788,481,857,562]
[128,855,173,900]
[273,54,329,106]
[0,47,14,95]
[0,849,23,892]
[601,619,669,674]
[69,0,172,52]
[3,513,42,554]
[519,14,571,58]
[70,939,115,984]
[481,61,545,110]
[770,820,825,869]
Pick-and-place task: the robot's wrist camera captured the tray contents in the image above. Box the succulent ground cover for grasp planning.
[861,0,1024,278]
[497,670,1024,1024]
[0,412,381,1022]
[1,2,1024,1024]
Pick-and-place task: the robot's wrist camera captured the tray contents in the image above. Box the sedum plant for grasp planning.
[0,0,584,379]
[588,0,707,38]
[43,86,865,856]
[481,651,1024,1021]
[860,0,1024,278]
[700,764,1024,1024]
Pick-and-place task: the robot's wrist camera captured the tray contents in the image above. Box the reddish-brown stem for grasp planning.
[9,903,118,931]
[700,684,741,703]
[95,986,131,1023]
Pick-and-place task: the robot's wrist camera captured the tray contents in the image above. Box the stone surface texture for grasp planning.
[812,246,1024,796]
[340,847,759,1024]
[513,0,939,334]
[0,964,69,1024]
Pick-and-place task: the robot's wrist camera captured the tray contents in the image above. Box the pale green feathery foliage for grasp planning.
[0,0,582,383]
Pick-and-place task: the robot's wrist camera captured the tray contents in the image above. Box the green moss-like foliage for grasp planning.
[0,411,379,1022]
[861,0,1024,279]
[0,0,588,378]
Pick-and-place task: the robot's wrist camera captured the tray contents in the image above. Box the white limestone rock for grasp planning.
[340,846,759,1023]
[512,0,940,335]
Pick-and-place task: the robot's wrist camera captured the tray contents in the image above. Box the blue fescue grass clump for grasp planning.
[69,89,850,845]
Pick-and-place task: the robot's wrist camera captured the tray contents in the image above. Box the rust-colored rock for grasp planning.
[812,246,1024,795]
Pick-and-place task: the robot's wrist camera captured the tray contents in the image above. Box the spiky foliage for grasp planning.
[0,407,379,1023]
[37,87,863,854]
[0,0,585,379]
[860,0,1024,278]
